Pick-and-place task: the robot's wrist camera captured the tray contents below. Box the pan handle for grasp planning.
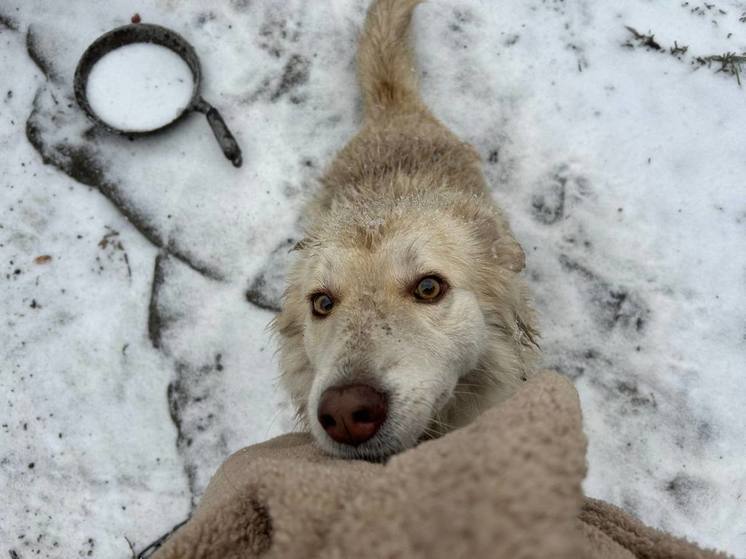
[194,98,243,167]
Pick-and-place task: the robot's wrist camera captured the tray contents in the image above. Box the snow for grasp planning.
[86,43,194,132]
[1,0,745,557]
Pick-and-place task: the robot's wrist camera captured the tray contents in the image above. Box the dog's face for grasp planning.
[275,201,529,460]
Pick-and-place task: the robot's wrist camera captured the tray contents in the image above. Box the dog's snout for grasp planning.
[317,384,388,446]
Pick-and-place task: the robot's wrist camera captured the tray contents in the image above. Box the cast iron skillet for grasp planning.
[74,23,243,167]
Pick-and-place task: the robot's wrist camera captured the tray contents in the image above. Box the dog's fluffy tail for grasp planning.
[358,0,424,118]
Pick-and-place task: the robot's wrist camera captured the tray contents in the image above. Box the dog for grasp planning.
[274,0,540,460]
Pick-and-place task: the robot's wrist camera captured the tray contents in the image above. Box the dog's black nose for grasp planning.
[317,384,388,446]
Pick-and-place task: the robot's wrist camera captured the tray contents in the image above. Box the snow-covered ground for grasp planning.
[1,0,745,557]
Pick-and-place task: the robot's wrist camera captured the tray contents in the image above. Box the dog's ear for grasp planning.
[491,236,525,272]
[476,213,526,273]
[290,238,310,252]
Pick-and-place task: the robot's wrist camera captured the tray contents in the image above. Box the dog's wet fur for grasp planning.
[274,0,540,460]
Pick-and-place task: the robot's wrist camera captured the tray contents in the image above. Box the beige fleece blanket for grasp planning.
[152,372,729,559]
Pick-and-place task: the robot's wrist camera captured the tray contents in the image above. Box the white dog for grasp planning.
[274,0,540,460]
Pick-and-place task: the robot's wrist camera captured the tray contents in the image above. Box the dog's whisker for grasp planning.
[452,389,480,397]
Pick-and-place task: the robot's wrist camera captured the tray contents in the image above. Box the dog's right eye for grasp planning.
[311,293,335,317]
[413,275,447,302]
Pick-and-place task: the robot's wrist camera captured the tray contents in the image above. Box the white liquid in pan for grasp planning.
[86,43,194,132]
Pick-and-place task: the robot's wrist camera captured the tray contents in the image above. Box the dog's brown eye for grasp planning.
[413,276,446,302]
[311,293,334,317]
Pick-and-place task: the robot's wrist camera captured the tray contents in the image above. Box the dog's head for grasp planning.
[274,192,537,459]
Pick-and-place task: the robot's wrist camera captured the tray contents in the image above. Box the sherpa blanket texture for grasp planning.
[153,372,730,559]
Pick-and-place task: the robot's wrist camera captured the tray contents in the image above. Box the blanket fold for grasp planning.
[152,372,729,559]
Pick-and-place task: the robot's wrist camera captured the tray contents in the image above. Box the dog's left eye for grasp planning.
[413,276,447,302]
[311,293,335,317]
